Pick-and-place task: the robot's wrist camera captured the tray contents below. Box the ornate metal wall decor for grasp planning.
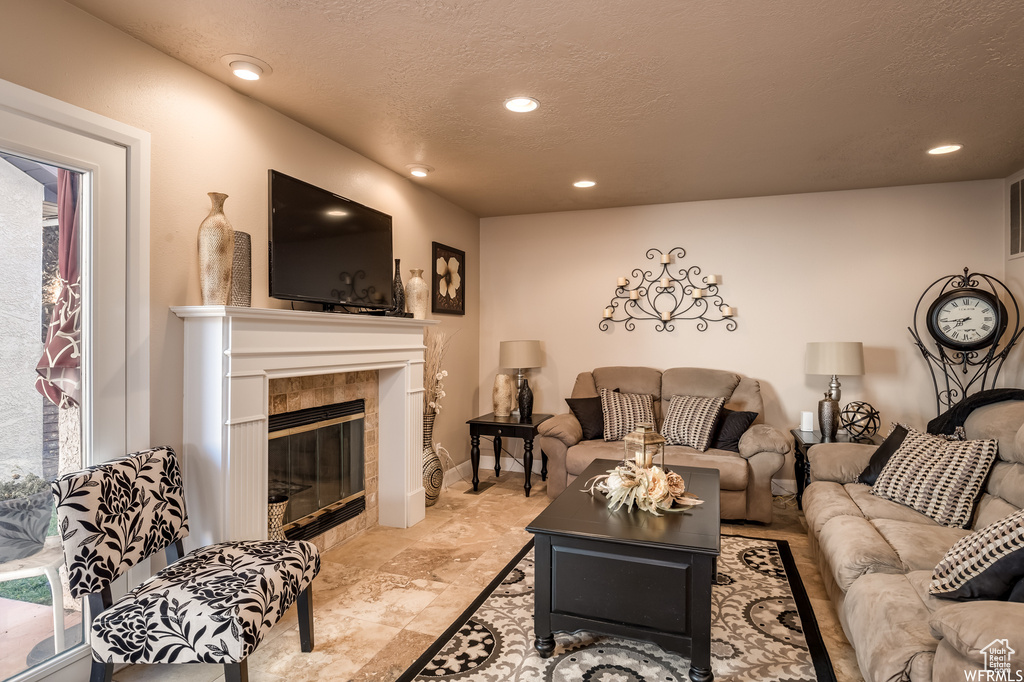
[909,267,1022,414]
[599,247,737,333]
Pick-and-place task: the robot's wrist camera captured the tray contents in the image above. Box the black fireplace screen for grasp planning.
[268,399,365,527]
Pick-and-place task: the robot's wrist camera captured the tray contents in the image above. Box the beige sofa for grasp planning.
[535,366,790,523]
[804,400,1024,682]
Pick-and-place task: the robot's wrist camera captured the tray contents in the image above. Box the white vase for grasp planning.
[406,268,428,319]
[493,374,514,417]
[198,192,234,305]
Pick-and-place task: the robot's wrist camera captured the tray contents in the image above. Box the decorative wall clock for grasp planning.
[910,268,1022,414]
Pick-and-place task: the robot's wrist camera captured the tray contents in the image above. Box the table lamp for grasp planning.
[499,340,543,420]
[805,341,864,440]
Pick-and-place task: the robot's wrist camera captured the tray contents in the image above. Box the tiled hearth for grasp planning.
[268,371,380,551]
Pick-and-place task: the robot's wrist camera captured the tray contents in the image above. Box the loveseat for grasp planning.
[804,400,1024,682]
[535,366,790,523]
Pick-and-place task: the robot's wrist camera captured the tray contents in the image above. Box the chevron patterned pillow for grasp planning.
[930,508,1024,600]
[660,395,726,451]
[870,426,998,528]
[599,387,655,442]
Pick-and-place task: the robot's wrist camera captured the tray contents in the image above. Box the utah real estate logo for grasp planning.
[966,639,1022,681]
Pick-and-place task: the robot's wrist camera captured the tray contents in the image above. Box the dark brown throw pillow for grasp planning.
[710,409,758,452]
[857,423,909,485]
[565,396,604,441]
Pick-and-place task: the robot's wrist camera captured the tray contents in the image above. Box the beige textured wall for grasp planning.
[0,0,480,466]
[481,181,1009,485]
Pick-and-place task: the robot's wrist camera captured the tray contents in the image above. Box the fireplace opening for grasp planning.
[268,399,365,542]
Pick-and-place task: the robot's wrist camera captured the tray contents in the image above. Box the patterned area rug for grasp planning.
[397,535,834,682]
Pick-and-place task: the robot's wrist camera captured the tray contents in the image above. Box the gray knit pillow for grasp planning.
[870,426,998,528]
[930,509,1024,600]
[660,395,725,451]
[600,387,655,442]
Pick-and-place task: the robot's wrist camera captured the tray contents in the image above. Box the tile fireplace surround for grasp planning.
[172,306,436,550]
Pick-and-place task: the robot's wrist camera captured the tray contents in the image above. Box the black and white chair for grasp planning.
[50,447,320,682]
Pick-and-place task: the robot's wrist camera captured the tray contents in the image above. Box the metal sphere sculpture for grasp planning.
[840,401,881,439]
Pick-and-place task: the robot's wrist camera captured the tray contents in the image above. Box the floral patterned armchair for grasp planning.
[50,447,320,682]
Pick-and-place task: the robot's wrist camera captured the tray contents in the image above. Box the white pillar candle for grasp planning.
[617,277,627,287]
[721,305,736,316]
[705,274,721,285]
[692,288,704,299]
[603,307,614,318]
[661,311,671,321]
[660,276,671,288]
[629,289,639,300]
[660,253,671,264]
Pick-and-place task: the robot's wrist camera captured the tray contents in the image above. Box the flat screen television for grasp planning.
[269,170,393,311]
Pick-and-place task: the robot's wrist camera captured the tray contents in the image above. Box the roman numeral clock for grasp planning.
[910,268,1023,414]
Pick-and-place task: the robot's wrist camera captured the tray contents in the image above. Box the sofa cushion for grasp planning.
[600,388,656,441]
[660,395,725,450]
[964,400,1024,464]
[843,573,939,682]
[858,423,909,485]
[872,519,971,572]
[846,483,942,525]
[818,515,907,591]
[592,367,662,400]
[928,599,1024,671]
[803,481,865,539]
[871,427,998,528]
[566,396,603,441]
[565,441,628,477]
[929,508,1024,601]
[986,461,1024,511]
[563,440,749,490]
[809,442,877,484]
[710,409,757,453]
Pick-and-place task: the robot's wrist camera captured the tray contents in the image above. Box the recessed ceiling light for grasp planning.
[220,54,273,81]
[407,164,434,178]
[326,210,347,217]
[928,144,963,155]
[573,180,596,188]
[504,97,540,113]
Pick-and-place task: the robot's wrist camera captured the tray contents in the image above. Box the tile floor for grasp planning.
[112,471,864,682]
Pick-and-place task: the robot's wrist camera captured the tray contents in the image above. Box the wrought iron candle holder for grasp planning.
[599,247,737,333]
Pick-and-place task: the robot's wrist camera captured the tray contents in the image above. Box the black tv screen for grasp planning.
[269,170,393,310]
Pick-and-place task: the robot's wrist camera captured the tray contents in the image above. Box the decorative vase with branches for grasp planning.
[422,329,450,505]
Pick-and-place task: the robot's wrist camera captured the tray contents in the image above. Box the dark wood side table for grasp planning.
[791,429,882,509]
[527,459,721,682]
[466,412,553,497]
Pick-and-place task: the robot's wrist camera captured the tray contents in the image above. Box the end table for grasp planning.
[791,428,882,508]
[466,412,553,497]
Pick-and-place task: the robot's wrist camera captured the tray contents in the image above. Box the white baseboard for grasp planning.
[441,453,543,487]
[772,478,797,496]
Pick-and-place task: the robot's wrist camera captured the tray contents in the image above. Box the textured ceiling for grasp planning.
[68,0,1024,217]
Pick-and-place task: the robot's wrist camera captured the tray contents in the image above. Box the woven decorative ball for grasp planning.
[840,401,881,438]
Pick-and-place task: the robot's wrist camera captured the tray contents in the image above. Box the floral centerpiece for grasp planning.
[585,461,703,516]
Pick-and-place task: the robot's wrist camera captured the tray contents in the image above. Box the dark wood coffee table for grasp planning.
[526,459,721,682]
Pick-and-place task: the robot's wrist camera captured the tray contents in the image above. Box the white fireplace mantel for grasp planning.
[172,305,436,548]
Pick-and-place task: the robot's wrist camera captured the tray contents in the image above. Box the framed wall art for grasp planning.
[432,241,465,315]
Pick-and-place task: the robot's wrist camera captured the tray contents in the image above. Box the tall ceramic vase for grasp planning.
[198,192,235,305]
[422,413,443,506]
[387,258,407,316]
[406,268,428,319]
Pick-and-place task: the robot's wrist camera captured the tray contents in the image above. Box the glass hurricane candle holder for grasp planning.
[624,422,666,469]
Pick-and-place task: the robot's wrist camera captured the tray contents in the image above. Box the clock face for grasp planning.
[926,289,1007,351]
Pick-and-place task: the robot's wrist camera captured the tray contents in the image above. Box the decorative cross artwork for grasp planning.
[599,247,737,333]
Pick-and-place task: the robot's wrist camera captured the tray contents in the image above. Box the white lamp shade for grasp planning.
[805,342,864,376]
[499,340,543,369]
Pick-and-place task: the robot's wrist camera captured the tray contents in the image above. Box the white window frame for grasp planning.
[0,78,150,682]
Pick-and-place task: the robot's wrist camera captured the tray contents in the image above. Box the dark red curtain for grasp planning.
[35,168,81,408]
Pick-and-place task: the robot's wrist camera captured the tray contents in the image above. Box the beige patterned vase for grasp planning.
[492,374,514,417]
[198,192,234,305]
[423,413,443,506]
[267,495,289,541]
[229,231,251,307]
[406,268,428,319]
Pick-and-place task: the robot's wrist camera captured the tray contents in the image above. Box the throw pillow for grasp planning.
[565,396,604,441]
[660,395,726,451]
[600,387,656,442]
[857,423,909,485]
[929,508,1024,600]
[710,409,758,453]
[870,426,998,528]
